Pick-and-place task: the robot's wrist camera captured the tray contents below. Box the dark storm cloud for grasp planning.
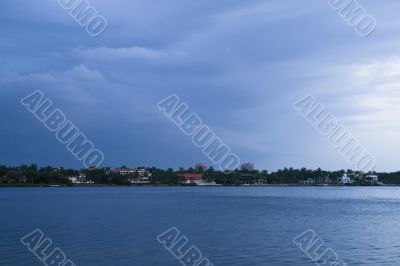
[1,0,400,170]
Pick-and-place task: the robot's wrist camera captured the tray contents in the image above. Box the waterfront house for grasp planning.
[299,178,315,185]
[130,176,151,184]
[356,173,379,183]
[136,168,152,178]
[111,167,136,175]
[239,173,267,185]
[368,174,379,183]
[0,176,7,184]
[178,173,217,186]
[318,176,332,184]
[179,173,204,184]
[8,175,27,183]
[353,172,379,183]
[68,173,94,184]
[111,167,152,178]
[340,173,353,184]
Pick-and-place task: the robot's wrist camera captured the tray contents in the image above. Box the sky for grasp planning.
[1,0,400,171]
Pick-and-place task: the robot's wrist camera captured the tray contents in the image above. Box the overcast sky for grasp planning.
[1,0,400,171]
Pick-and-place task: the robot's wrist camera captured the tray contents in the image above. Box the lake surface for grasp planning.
[1,186,400,265]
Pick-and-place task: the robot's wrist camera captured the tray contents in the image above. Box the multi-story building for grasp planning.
[111,167,136,175]
[110,167,152,184]
[110,167,152,178]
[353,172,379,183]
[240,162,255,171]
[368,174,379,183]
[195,163,208,171]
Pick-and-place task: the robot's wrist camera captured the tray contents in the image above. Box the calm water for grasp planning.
[1,187,400,265]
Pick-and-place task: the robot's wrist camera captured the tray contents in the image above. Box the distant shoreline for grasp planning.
[0,183,392,188]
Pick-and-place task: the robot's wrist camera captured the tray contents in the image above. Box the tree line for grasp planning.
[0,164,397,186]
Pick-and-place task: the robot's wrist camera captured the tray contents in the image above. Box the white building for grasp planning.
[353,172,379,183]
[340,173,353,184]
[367,174,379,183]
[68,174,94,184]
[111,168,152,178]
[111,168,136,175]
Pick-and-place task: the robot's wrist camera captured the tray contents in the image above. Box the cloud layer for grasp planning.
[1,0,400,171]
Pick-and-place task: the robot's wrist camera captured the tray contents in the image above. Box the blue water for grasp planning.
[1,187,400,265]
